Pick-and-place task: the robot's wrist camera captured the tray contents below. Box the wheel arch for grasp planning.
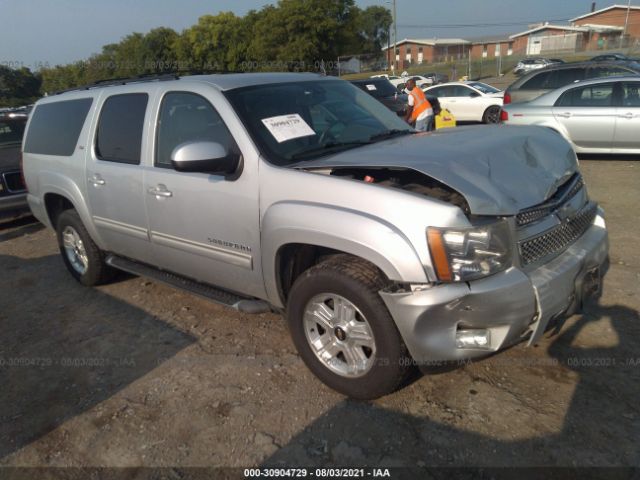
[482,104,502,123]
[262,202,429,308]
[38,173,105,248]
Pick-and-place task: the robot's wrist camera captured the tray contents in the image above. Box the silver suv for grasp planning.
[23,73,609,399]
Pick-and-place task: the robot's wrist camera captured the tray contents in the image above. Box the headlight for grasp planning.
[427,220,513,282]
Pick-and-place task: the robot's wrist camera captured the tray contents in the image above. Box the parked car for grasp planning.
[421,72,449,85]
[504,61,640,104]
[23,73,608,399]
[388,75,432,92]
[370,74,401,81]
[513,58,556,76]
[350,78,407,116]
[0,111,30,221]
[423,81,503,123]
[502,76,640,154]
[590,53,631,62]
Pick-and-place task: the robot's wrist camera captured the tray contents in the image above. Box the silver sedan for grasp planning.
[502,76,640,154]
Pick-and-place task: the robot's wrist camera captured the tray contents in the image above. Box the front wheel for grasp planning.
[483,105,502,124]
[286,255,412,399]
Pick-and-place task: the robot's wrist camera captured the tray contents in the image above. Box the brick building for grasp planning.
[382,38,470,70]
[570,4,640,49]
[380,4,640,66]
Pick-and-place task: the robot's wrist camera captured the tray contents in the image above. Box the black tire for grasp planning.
[55,209,114,286]
[286,255,412,399]
[483,105,502,124]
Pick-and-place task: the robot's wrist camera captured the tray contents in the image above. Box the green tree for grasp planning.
[356,6,392,54]
[175,12,249,71]
[0,66,42,107]
[248,0,359,70]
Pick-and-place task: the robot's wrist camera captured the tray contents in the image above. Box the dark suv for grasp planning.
[0,110,30,221]
[350,78,407,116]
[504,61,640,104]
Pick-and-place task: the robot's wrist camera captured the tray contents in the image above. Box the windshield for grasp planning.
[225,80,413,166]
[0,119,26,147]
[467,82,501,94]
[352,79,397,98]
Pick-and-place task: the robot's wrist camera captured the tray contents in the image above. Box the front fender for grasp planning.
[261,201,429,308]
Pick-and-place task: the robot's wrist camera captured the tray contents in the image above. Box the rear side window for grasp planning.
[95,93,148,164]
[546,68,585,89]
[24,98,92,156]
[520,71,553,90]
[588,66,637,79]
[556,83,615,107]
[428,86,452,97]
[0,120,26,146]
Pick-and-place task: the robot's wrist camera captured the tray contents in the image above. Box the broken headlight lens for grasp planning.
[427,220,512,282]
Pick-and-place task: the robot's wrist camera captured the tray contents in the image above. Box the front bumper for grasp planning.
[380,207,609,364]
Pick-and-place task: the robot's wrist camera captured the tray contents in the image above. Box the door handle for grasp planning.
[147,185,173,198]
[89,174,106,186]
[557,112,571,118]
[619,112,634,119]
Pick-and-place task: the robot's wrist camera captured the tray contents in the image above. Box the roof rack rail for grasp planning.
[53,72,180,95]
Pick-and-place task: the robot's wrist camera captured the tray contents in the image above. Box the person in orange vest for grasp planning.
[403,77,434,132]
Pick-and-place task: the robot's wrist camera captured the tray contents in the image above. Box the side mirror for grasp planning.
[469,91,481,98]
[171,141,241,177]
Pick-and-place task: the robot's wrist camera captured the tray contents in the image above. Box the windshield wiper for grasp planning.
[368,129,414,142]
[289,140,372,161]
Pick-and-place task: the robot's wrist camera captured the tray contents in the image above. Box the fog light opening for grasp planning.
[455,329,491,350]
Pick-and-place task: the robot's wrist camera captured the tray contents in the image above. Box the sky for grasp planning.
[0,0,634,68]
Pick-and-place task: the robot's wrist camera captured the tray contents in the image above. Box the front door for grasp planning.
[143,88,263,298]
[614,81,640,151]
[552,82,617,151]
[86,91,154,263]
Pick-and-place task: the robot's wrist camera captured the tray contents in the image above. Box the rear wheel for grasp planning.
[286,255,412,399]
[56,209,114,286]
[483,105,502,124]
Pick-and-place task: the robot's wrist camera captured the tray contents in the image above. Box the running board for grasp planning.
[105,255,271,314]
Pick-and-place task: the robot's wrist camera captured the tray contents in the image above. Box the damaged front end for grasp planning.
[294,125,609,363]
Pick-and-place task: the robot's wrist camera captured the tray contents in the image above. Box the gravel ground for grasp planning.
[0,159,638,470]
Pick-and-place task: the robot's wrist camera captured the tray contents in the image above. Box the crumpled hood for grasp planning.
[295,125,577,216]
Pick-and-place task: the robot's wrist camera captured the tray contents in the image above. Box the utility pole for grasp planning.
[387,25,391,72]
[393,0,397,72]
[622,0,632,49]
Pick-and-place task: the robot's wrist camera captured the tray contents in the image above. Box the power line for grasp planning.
[398,18,571,29]
[397,9,640,29]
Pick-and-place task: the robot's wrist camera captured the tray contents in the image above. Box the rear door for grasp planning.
[552,82,617,151]
[86,91,154,263]
[613,81,640,152]
[428,86,465,119]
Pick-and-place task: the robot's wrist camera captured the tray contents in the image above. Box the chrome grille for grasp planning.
[516,175,584,227]
[519,202,597,266]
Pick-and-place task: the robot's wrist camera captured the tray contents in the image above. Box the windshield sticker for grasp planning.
[366,84,377,91]
[261,114,316,143]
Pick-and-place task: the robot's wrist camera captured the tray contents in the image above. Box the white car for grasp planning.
[371,74,432,91]
[423,81,504,123]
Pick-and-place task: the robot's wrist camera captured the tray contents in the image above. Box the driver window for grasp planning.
[156,92,236,167]
[622,83,640,106]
